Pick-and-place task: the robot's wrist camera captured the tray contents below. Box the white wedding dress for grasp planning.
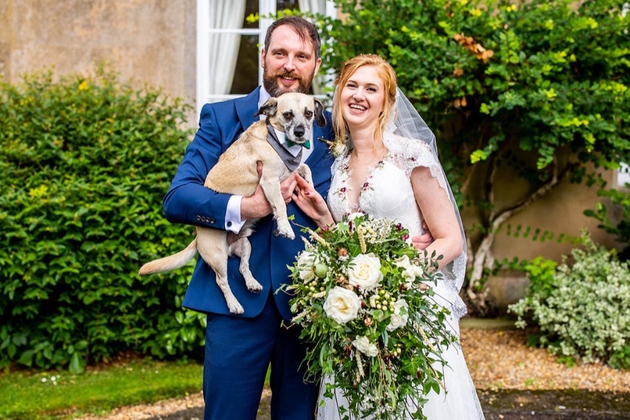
[317,133,485,420]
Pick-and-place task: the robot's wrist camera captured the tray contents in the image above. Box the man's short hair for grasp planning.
[263,16,322,60]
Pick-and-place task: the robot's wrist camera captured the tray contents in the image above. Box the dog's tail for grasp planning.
[138,239,198,275]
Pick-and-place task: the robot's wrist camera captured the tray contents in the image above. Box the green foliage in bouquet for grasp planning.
[285,214,456,420]
[509,233,630,367]
[0,66,205,373]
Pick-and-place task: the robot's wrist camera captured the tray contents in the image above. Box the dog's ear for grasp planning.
[254,98,278,119]
[314,98,326,127]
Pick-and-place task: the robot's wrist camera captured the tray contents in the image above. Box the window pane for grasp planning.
[228,0,302,96]
[230,35,259,95]
[277,0,299,10]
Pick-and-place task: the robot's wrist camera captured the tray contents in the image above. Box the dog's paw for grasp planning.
[246,279,263,293]
[275,222,295,240]
[274,228,296,240]
[226,297,245,315]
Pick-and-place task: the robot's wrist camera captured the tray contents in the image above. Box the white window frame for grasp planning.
[196,0,336,117]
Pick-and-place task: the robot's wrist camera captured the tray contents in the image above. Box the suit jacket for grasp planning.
[163,87,335,320]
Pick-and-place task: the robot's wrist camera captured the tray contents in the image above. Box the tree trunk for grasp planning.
[466,158,566,313]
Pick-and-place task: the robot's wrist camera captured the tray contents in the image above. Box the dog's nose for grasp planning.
[294,125,305,138]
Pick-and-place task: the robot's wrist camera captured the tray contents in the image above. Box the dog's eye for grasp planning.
[283,111,294,120]
[304,110,313,119]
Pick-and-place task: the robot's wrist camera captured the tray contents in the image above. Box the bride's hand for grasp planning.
[292,174,334,228]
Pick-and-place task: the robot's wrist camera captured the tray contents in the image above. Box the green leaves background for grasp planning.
[0,67,205,373]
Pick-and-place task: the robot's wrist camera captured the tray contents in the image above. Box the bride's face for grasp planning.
[340,65,385,132]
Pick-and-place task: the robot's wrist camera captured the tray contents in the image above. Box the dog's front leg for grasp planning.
[296,164,313,186]
[259,176,294,240]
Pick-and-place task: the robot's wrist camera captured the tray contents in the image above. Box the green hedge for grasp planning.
[0,67,206,373]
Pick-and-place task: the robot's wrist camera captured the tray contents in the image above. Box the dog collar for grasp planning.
[266,125,303,172]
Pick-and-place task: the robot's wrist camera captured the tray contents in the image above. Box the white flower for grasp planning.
[352,336,379,357]
[347,212,365,221]
[332,141,347,158]
[395,255,424,287]
[348,253,383,291]
[297,250,317,282]
[387,299,410,331]
[324,286,361,324]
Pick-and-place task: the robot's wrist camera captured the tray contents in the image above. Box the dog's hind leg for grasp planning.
[229,236,263,293]
[196,229,245,315]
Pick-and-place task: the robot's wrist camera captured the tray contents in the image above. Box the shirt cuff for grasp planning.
[225,195,245,233]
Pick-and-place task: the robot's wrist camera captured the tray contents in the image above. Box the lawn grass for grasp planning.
[0,358,203,420]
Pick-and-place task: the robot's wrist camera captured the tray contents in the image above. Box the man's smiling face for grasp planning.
[261,24,321,98]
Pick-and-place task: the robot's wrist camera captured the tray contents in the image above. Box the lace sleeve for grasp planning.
[385,134,450,193]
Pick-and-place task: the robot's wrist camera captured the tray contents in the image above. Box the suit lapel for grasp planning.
[305,123,334,166]
[235,87,261,132]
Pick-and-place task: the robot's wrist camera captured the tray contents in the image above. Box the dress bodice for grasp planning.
[327,134,442,237]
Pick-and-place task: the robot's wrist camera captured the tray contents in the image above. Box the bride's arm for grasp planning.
[410,166,463,269]
[292,174,335,228]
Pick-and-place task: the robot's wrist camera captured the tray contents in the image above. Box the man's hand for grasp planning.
[240,185,273,219]
[240,162,298,220]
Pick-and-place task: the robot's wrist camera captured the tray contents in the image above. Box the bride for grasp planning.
[292,54,485,419]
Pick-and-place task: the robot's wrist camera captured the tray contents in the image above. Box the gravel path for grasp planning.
[75,324,630,420]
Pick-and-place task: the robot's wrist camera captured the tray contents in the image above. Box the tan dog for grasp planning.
[139,92,326,314]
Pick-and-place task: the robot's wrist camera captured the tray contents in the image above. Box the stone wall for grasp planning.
[0,0,196,123]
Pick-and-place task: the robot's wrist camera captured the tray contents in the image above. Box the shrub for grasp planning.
[509,233,630,366]
[0,66,205,373]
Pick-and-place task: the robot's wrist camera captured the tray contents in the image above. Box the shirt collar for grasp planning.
[258,85,271,113]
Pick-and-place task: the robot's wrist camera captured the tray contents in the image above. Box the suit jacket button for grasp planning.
[196,215,201,221]
[209,218,215,224]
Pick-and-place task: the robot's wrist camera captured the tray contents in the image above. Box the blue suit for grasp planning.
[163,87,335,420]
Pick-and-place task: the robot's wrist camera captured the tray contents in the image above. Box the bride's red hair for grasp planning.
[332,54,397,148]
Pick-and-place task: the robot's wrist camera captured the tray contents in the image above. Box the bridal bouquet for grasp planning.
[285,214,457,420]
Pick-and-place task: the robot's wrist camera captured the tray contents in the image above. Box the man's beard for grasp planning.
[263,70,313,98]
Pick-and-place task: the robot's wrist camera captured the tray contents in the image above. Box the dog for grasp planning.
[139,92,326,314]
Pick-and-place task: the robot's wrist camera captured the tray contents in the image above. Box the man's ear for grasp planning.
[314,98,326,127]
[255,98,278,119]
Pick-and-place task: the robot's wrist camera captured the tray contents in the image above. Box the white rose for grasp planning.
[347,212,365,221]
[348,253,383,291]
[386,299,409,331]
[395,255,424,287]
[323,286,361,324]
[352,336,379,357]
[296,251,317,282]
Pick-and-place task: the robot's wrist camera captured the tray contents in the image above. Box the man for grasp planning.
[162,16,334,420]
